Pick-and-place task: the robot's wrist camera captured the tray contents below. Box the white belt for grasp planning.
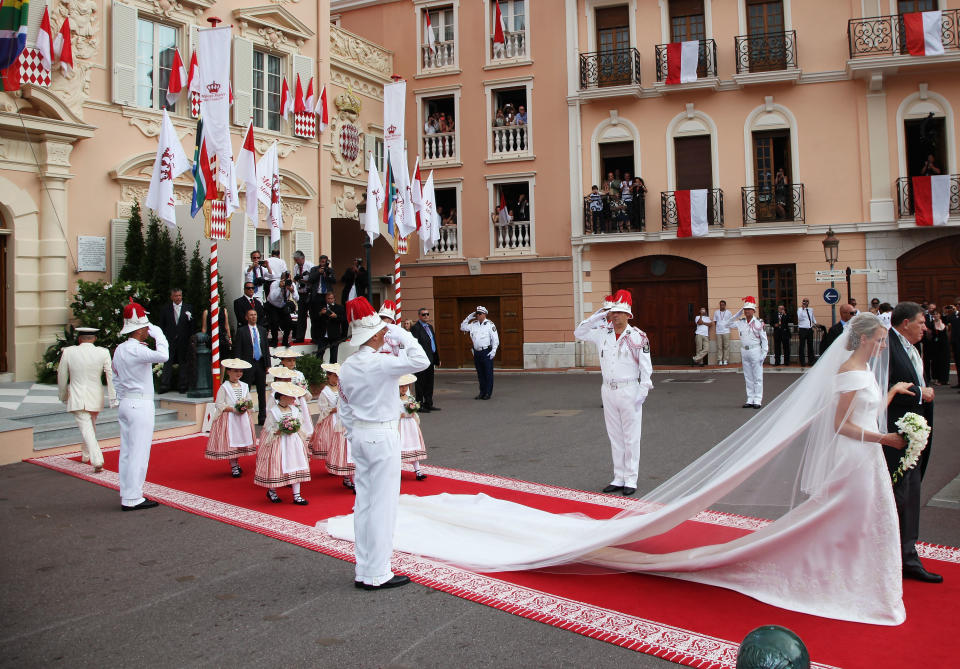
[742,344,761,351]
[119,393,151,401]
[353,419,399,429]
[603,379,638,390]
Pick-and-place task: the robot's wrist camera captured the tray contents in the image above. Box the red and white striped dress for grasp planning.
[399,393,427,462]
[205,381,258,459]
[254,405,311,488]
[308,385,344,460]
[323,387,354,476]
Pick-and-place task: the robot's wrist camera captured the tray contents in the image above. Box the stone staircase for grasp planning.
[7,404,196,451]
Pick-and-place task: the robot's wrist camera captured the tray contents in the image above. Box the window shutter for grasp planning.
[189,24,199,57]
[294,231,315,260]
[111,2,138,105]
[292,54,314,98]
[243,222,257,260]
[111,218,128,281]
[233,36,254,125]
[363,133,374,166]
[26,0,48,46]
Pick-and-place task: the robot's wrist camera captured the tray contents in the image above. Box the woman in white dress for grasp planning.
[326,314,918,625]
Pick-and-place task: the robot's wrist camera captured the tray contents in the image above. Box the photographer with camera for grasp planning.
[313,291,347,363]
[265,271,297,348]
[291,251,314,343]
[340,258,369,305]
[244,250,276,301]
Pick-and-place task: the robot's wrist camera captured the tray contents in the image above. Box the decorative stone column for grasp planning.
[37,139,73,346]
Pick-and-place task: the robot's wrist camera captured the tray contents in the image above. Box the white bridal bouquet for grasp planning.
[892,412,931,484]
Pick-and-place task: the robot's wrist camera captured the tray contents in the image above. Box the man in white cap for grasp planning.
[718,296,768,409]
[574,289,653,496]
[461,306,499,400]
[57,327,117,473]
[112,299,169,511]
[338,296,429,590]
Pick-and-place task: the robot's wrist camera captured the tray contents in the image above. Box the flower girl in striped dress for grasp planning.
[308,363,344,461]
[205,359,258,478]
[267,364,313,441]
[398,374,428,481]
[254,382,311,505]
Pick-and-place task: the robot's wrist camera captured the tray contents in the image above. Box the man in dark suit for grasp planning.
[772,304,792,366]
[410,307,441,412]
[233,281,265,328]
[820,303,855,353]
[157,288,194,393]
[942,301,960,388]
[235,307,271,425]
[313,291,346,362]
[885,301,940,583]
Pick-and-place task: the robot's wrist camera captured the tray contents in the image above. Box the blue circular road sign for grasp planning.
[823,288,840,304]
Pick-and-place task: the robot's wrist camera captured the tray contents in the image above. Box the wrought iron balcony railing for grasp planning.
[848,10,959,58]
[734,30,798,73]
[896,175,960,219]
[741,184,806,224]
[579,48,642,89]
[582,192,648,234]
[660,189,724,229]
[654,39,718,82]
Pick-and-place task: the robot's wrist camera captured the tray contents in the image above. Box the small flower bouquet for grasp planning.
[892,412,931,484]
[234,398,253,414]
[403,400,421,415]
[277,415,302,435]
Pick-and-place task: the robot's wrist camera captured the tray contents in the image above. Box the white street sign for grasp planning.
[816,276,842,283]
[850,268,883,275]
[815,270,846,278]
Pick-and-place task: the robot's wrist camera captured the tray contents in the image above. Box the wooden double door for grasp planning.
[612,256,708,364]
[898,235,960,306]
[433,273,524,369]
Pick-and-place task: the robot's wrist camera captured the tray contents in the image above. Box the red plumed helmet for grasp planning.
[122,297,147,320]
[346,296,377,323]
[119,297,151,335]
[609,289,634,316]
[742,295,758,310]
[378,299,398,321]
[345,297,387,347]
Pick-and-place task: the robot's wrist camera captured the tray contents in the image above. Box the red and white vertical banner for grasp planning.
[903,11,944,56]
[676,189,709,237]
[665,40,699,84]
[912,175,951,226]
[210,241,221,395]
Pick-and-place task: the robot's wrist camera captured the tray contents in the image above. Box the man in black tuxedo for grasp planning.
[885,301,940,583]
[313,291,346,362]
[157,288,194,393]
[772,304,792,366]
[233,281,265,329]
[235,308,271,425]
[410,307,441,411]
[820,303,855,353]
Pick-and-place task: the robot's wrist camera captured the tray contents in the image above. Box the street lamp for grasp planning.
[822,227,839,325]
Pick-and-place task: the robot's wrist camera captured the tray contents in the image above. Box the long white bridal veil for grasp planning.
[325,315,899,622]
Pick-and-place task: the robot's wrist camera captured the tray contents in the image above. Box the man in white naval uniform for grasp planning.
[112,300,169,511]
[461,306,499,400]
[574,289,653,496]
[57,327,117,473]
[338,297,429,590]
[719,296,768,409]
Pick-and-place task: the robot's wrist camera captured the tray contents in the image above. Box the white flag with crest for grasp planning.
[146,110,191,229]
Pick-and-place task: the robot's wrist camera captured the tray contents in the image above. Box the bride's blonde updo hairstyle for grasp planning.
[846,312,884,351]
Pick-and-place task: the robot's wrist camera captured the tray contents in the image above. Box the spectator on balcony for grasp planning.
[631,177,647,230]
[503,103,515,125]
[774,168,789,219]
[442,208,456,227]
[603,172,619,198]
[514,193,529,221]
[514,105,527,125]
[921,154,941,176]
[424,114,439,135]
[619,174,633,233]
[493,109,507,127]
[437,112,454,133]
[587,185,603,234]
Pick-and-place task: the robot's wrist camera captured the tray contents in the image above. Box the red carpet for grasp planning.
[29,435,960,669]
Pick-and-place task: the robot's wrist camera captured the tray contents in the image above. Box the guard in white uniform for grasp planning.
[574,289,653,495]
[338,297,429,590]
[461,306,499,400]
[719,296,768,409]
[112,300,169,511]
[57,327,117,473]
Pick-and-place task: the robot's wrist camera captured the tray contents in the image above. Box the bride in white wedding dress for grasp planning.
[325,314,917,625]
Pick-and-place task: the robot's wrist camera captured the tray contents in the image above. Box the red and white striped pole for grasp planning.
[210,240,221,396]
[395,236,406,321]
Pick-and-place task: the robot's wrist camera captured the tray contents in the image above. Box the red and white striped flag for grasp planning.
[493,1,506,54]
[294,74,305,114]
[424,11,437,54]
[165,49,187,105]
[665,40,699,84]
[315,85,328,132]
[498,190,510,225]
[280,77,292,118]
[912,175,950,227]
[903,11,944,56]
[304,77,314,110]
[676,189,708,237]
[53,17,74,76]
[187,51,200,95]
[237,121,259,220]
[410,156,423,231]
[36,7,54,72]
